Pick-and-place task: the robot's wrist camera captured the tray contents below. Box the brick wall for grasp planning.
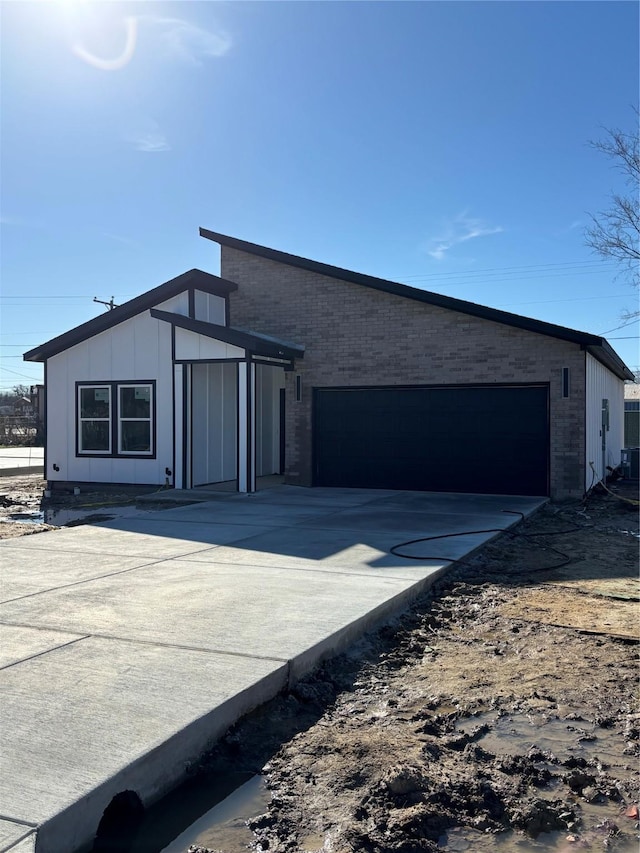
[222,247,586,499]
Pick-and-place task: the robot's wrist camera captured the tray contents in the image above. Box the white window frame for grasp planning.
[117,384,154,456]
[78,385,112,455]
[77,381,155,458]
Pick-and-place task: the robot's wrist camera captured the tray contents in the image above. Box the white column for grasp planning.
[237,361,256,493]
[173,364,183,489]
[249,361,256,493]
[184,364,192,490]
[238,363,248,492]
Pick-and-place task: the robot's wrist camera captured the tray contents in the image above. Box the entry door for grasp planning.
[279,387,286,475]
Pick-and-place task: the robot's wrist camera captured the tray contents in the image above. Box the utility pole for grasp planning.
[93,296,118,311]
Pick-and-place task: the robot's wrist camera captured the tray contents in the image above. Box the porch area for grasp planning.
[151,309,304,494]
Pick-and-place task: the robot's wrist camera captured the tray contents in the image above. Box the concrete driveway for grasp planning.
[0,486,545,853]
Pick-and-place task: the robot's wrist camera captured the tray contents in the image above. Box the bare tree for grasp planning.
[585,110,639,296]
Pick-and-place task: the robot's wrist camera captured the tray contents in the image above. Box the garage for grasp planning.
[313,385,550,496]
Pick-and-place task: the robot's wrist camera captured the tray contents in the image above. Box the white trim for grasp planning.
[174,365,183,489]
[185,366,192,490]
[117,384,153,455]
[78,385,112,454]
[249,362,256,493]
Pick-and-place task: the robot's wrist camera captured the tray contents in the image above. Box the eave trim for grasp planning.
[24,269,238,363]
[150,309,305,361]
[199,229,635,378]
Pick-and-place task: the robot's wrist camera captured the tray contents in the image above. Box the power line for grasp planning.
[400,269,623,288]
[599,317,640,334]
[0,293,134,299]
[497,294,628,307]
[0,296,102,300]
[0,261,620,299]
[0,291,630,329]
[398,259,617,281]
[0,365,41,380]
[0,267,617,306]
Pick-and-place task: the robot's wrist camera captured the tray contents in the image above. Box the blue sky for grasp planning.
[1,0,638,391]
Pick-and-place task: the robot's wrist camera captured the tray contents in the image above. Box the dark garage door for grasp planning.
[313,385,549,495]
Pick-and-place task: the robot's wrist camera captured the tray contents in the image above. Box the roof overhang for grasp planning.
[24,269,238,363]
[150,309,305,362]
[200,228,635,381]
[585,342,635,381]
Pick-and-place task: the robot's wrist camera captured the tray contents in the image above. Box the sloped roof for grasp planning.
[24,270,237,363]
[199,228,634,381]
[150,309,305,360]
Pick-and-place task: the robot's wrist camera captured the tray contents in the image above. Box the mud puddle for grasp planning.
[159,775,267,853]
[124,773,268,853]
[0,503,160,530]
[448,711,639,852]
[439,821,639,852]
[456,711,632,773]
[0,474,183,539]
[0,507,116,526]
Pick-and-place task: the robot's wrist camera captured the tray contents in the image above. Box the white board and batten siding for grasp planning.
[174,328,244,362]
[46,294,188,486]
[191,363,238,486]
[585,352,625,490]
[45,285,285,489]
[193,290,226,325]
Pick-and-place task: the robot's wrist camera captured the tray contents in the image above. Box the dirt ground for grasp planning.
[1,474,638,853]
[0,474,178,538]
[191,482,639,853]
[0,474,54,538]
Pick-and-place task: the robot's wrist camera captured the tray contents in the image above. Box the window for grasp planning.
[79,386,111,453]
[119,385,152,453]
[77,382,154,457]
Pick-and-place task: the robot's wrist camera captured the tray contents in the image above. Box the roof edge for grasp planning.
[586,342,635,381]
[151,309,304,360]
[199,229,620,351]
[24,269,237,363]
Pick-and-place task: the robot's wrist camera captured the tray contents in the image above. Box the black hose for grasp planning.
[389,509,578,572]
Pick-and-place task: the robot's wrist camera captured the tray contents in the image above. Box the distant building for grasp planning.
[624,382,640,448]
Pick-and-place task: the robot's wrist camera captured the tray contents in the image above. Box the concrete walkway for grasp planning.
[0,448,44,476]
[0,486,545,853]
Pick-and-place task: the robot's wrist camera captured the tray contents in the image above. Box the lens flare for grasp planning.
[71,14,137,71]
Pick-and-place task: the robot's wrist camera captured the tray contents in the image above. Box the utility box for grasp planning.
[621,448,640,480]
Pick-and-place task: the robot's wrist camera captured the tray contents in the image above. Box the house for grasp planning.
[24,231,634,499]
[14,395,33,415]
[624,382,640,448]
